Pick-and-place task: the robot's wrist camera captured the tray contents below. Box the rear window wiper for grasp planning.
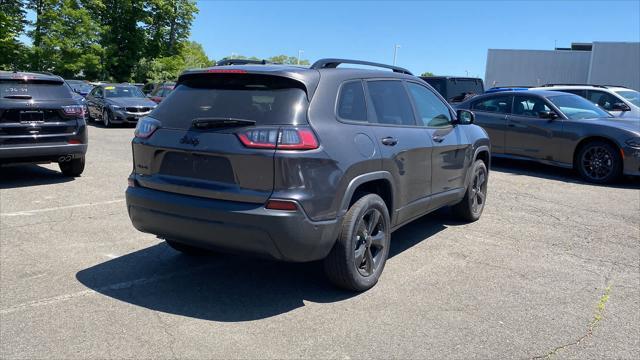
[3,94,32,99]
[192,117,256,129]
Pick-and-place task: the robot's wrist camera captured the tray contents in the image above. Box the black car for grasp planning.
[126,59,491,291]
[0,71,87,176]
[86,84,157,127]
[421,76,485,104]
[456,90,640,183]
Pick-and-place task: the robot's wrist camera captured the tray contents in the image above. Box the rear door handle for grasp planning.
[381,137,398,146]
[432,136,445,143]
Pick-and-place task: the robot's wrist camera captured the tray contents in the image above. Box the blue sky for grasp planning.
[192,0,640,77]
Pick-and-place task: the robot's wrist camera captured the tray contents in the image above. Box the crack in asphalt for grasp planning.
[531,285,612,359]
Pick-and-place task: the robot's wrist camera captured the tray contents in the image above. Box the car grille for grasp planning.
[126,107,151,113]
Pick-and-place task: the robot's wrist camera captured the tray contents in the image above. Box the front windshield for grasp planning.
[615,90,640,107]
[104,86,145,98]
[547,94,612,120]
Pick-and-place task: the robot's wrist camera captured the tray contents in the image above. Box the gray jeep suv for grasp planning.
[125,59,491,291]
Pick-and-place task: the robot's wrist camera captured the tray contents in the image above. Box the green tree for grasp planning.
[97,0,146,81]
[420,71,435,77]
[24,0,103,77]
[0,0,29,70]
[268,54,309,65]
[134,40,212,82]
[144,0,198,58]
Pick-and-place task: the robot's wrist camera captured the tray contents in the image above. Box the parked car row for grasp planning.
[2,60,638,292]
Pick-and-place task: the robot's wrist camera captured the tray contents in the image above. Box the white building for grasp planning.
[485,42,640,91]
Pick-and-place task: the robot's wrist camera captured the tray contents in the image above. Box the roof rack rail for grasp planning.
[216,59,270,66]
[540,83,607,88]
[602,84,630,89]
[310,58,413,75]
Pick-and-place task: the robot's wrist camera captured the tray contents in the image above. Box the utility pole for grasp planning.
[297,50,304,65]
[393,45,401,66]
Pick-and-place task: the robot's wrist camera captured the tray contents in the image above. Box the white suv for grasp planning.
[532,84,640,118]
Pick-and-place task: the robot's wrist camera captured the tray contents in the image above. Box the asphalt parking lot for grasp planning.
[1,124,639,359]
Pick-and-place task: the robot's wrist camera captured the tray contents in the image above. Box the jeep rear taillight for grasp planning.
[61,105,84,118]
[236,127,318,150]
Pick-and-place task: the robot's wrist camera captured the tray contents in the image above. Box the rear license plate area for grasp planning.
[159,152,235,183]
[19,110,45,123]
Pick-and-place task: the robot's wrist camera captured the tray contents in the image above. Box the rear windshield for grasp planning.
[446,79,484,102]
[151,74,308,129]
[0,79,72,100]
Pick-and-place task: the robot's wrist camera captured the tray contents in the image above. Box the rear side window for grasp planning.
[337,81,367,121]
[472,96,512,114]
[152,74,309,129]
[0,80,72,100]
[366,80,415,126]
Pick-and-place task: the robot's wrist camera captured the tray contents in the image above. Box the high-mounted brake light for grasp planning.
[134,117,161,139]
[205,69,247,74]
[236,127,319,150]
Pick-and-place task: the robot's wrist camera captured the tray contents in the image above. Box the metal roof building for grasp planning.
[485,41,640,90]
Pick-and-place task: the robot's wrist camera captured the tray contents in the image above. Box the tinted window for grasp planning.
[407,82,451,127]
[337,81,367,121]
[104,86,145,98]
[421,78,445,97]
[446,79,484,102]
[587,90,619,111]
[366,80,415,126]
[151,74,309,129]
[513,96,551,117]
[548,94,611,120]
[0,80,72,100]
[472,96,512,114]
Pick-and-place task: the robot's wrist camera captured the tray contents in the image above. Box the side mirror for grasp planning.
[456,109,475,124]
[538,111,559,120]
[612,102,631,112]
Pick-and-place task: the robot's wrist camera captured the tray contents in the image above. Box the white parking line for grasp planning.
[0,199,125,217]
[0,264,216,315]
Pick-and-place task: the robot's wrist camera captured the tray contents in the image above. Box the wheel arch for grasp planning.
[339,172,395,222]
[572,136,623,168]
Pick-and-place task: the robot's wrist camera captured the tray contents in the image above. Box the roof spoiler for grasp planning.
[310,58,413,75]
[216,59,270,66]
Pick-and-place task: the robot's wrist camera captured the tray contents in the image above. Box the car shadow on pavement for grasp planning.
[491,157,640,189]
[76,213,448,322]
[0,164,73,189]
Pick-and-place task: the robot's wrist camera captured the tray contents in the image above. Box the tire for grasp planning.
[102,109,111,128]
[59,155,85,177]
[576,140,621,184]
[323,194,391,291]
[165,239,212,255]
[452,159,488,222]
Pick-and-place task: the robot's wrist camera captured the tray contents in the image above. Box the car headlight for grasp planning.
[625,138,640,148]
[110,105,122,110]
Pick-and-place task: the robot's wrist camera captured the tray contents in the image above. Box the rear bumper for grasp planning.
[623,146,640,176]
[0,143,87,162]
[125,186,341,262]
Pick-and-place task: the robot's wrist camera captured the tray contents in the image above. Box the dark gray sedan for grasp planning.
[457,90,640,183]
[86,84,157,127]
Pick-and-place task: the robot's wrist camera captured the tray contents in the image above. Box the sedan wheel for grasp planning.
[577,141,621,184]
[102,109,111,128]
